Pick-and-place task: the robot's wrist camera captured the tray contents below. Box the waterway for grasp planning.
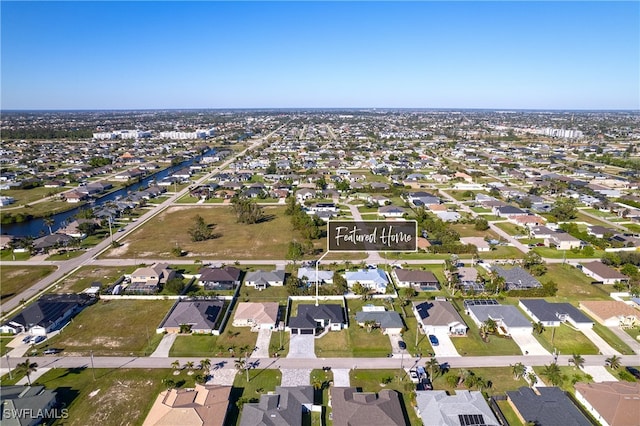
[2,148,215,237]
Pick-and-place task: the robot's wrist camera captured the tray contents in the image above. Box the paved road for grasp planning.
[3,354,638,372]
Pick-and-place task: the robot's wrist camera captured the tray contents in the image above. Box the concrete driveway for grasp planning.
[582,366,617,382]
[388,334,408,357]
[287,334,316,358]
[150,333,176,358]
[332,369,351,387]
[281,368,312,386]
[431,331,461,357]
[581,328,620,356]
[510,333,550,356]
[253,328,272,358]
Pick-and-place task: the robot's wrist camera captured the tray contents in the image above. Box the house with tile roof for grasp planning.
[142,384,231,426]
[579,300,640,328]
[232,302,279,330]
[580,261,630,285]
[574,381,640,426]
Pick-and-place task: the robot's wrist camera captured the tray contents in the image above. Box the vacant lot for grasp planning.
[104,206,302,259]
[532,323,599,355]
[52,266,137,294]
[450,223,499,239]
[541,264,611,302]
[1,265,57,304]
[40,300,173,356]
[33,368,183,426]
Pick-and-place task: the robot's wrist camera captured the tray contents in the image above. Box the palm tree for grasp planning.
[185,361,195,375]
[200,358,211,375]
[17,359,38,385]
[541,362,564,386]
[532,321,546,335]
[171,360,181,371]
[511,362,526,380]
[605,355,621,370]
[43,216,55,235]
[526,371,538,388]
[234,358,249,381]
[426,357,440,380]
[570,353,585,370]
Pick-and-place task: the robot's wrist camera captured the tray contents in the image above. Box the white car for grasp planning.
[409,369,419,383]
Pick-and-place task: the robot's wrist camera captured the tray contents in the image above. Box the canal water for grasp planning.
[2,149,215,238]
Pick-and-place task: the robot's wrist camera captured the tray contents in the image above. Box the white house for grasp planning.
[344,269,389,293]
[580,261,629,285]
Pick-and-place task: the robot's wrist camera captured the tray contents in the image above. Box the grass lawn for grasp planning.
[349,369,422,426]
[540,264,611,302]
[446,190,477,202]
[532,323,599,355]
[269,328,290,357]
[0,249,30,261]
[532,247,605,259]
[478,246,524,260]
[315,327,392,358]
[624,223,640,233]
[0,337,13,356]
[45,250,84,261]
[450,223,499,239]
[493,221,527,236]
[497,399,524,426]
[104,205,301,259]
[32,367,183,426]
[575,211,612,228]
[1,265,57,304]
[39,300,173,356]
[471,207,492,213]
[0,186,68,206]
[51,265,137,294]
[430,367,528,396]
[532,365,595,394]
[169,334,218,357]
[591,323,635,355]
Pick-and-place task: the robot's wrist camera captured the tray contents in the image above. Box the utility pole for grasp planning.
[90,350,96,380]
[5,354,12,379]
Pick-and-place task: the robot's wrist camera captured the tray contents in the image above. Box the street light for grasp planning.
[6,354,12,380]
[90,350,96,380]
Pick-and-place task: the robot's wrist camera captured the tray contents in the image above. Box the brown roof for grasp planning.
[579,300,639,322]
[574,381,640,426]
[143,384,231,426]
[330,387,406,426]
[394,269,438,284]
[582,261,629,280]
[233,302,279,326]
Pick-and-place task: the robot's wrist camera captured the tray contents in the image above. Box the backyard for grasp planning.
[51,265,137,294]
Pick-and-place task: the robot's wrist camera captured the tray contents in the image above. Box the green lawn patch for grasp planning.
[532,323,599,355]
[45,250,84,261]
[541,264,611,302]
[0,249,30,261]
[169,334,218,357]
[532,247,605,259]
[39,300,173,356]
[1,265,57,304]
[229,368,282,426]
[450,223,499,239]
[32,367,182,426]
[591,323,635,355]
[478,246,524,260]
[494,222,527,236]
[0,338,13,356]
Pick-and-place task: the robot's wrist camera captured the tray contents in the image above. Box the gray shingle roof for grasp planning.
[414,301,466,327]
[507,387,592,426]
[160,299,224,331]
[355,311,404,329]
[520,299,593,325]
[415,390,499,426]
[467,305,532,328]
[493,266,541,289]
[239,386,313,426]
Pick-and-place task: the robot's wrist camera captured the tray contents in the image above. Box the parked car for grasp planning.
[626,366,640,380]
[409,369,419,383]
[398,340,406,350]
[31,336,46,344]
[22,335,32,343]
[43,348,61,355]
[428,335,439,346]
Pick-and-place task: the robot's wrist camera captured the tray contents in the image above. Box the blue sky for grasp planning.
[2,1,638,110]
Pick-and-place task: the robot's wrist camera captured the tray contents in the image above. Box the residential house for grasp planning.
[377,205,406,218]
[574,381,640,426]
[239,386,313,426]
[435,211,461,222]
[392,269,440,291]
[355,305,404,335]
[460,237,490,252]
[413,300,468,336]
[0,385,58,424]
[1,293,94,335]
[492,266,542,290]
[63,190,88,203]
[198,266,242,290]
[510,215,546,228]
[406,191,440,206]
[519,299,593,329]
[545,231,582,250]
[579,301,640,328]
[415,390,499,426]
[580,261,630,285]
[295,188,316,203]
[587,225,616,239]
[32,233,74,252]
[232,302,279,330]
[493,205,528,218]
[127,263,176,294]
[157,299,225,334]
[465,302,532,335]
[506,387,592,426]
[529,225,555,239]
[344,269,389,294]
[142,384,231,426]
[329,387,406,426]
[288,304,346,334]
[244,270,286,290]
[297,267,334,285]
[456,267,483,292]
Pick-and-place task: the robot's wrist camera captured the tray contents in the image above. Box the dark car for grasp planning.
[429,335,439,346]
[398,340,406,350]
[43,348,62,355]
[626,366,640,380]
